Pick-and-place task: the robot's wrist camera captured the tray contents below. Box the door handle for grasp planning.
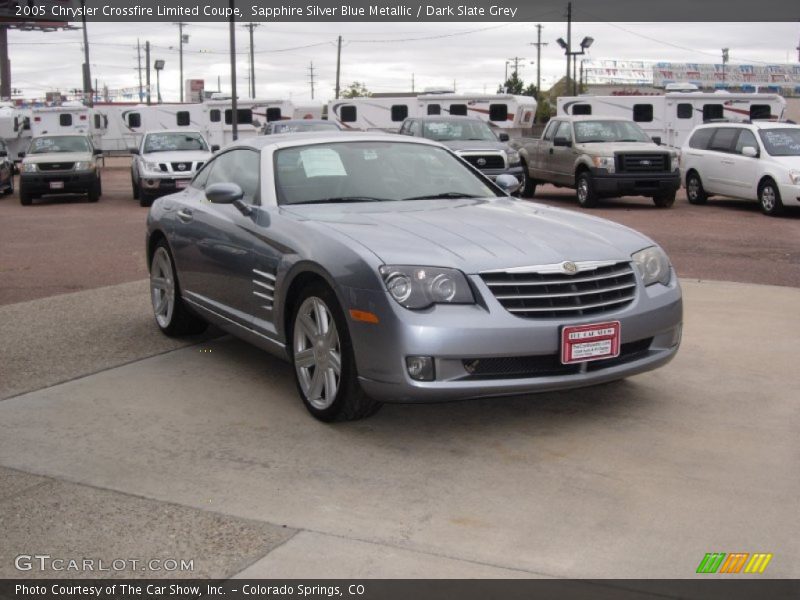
[721,159,735,165]
[177,208,193,223]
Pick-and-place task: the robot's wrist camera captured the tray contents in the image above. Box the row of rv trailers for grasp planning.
[0,91,788,161]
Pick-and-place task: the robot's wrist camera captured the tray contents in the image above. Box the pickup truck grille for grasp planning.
[37,162,75,171]
[616,153,670,173]
[459,153,506,170]
[480,262,637,319]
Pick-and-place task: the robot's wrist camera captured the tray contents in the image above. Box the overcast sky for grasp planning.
[7,21,800,102]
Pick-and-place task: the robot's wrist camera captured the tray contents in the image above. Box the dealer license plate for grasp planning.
[49,181,64,190]
[176,179,189,189]
[561,321,621,364]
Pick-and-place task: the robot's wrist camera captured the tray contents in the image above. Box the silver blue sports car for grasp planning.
[146,132,682,421]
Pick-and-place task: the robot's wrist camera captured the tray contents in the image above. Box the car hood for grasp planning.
[576,142,671,155]
[140,150,212,163]
[23,152,92,164]
[439,140,508,153]
[768,155,800,168]
[281,198,654,273]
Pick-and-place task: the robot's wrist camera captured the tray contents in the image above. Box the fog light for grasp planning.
[670,324,683,347]
[406,356,434,381]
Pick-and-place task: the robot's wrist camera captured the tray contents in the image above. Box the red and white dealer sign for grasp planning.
[561,321,621,364]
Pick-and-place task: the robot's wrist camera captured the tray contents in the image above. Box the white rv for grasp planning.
[30,103,108,149]
[328,93,537,137]
[0,103,32,163]
[556,92,787,148]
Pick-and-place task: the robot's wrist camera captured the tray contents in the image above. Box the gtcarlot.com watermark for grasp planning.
[14,554,194,573]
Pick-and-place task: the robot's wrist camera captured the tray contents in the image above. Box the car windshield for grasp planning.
[573,120,651,143]
[144,132,208,153]
[758,128,800,156]
[422,120,497,142]
[29,136,91,154]
[273,122,340,133]
[275,141,499,205]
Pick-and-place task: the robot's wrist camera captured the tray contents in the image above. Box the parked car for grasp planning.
[510,116,681,208]
[131,130,217,207]
[0,138,14,196]
[262,119,342,135]
[681,121,800,216]
[146,132,682,422]
[18,134,102,205]
[398,116,525,185]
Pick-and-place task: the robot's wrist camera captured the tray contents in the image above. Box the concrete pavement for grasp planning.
[0,278,798,578]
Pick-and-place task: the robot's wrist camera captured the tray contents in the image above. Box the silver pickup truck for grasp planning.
[512,116,680,208]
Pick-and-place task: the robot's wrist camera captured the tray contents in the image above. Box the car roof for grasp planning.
[693,121,798,130]
[406,115,486,123]
[554,116,635,123]
[143,129,205,135]
[227,131,445,151]
[31,133,90,139]
[272,119,334,125]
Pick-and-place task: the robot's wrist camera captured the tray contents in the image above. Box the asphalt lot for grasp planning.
[0,158,798,580]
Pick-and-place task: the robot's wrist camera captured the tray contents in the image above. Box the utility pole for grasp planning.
[507,56,526,76]
[80,0,92,107]
[307,61,315,99]
[335,35,342,99]
[136,39,144,102]
[412,73,415,93]
[228,2,238,141]
[243,23,259,98]
[566,1,572,93]
[721,48,729,85]
[145,41,151,105]
[174,22,188,102]
[529,24,548,99]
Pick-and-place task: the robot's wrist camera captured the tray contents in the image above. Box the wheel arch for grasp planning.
[146,229,168,268]
[279,264,341,344]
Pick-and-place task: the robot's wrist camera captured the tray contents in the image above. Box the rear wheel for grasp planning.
[686,172,707,205]
[576,172,599,208]
[149,241,208,336]
[290,283,382,422]
[758,179,784,217]
[653,192,676,208]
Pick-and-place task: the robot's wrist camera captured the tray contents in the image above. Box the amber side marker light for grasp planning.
[349,309,379,324]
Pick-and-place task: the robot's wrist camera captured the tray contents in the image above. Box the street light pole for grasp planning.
[229,0,238,141]
[722,48,729,86]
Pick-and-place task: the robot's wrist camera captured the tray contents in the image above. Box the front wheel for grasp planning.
[87,178,100,203]
[131,173,139,200]
[653,192,676,208]
[758,180,784,217]
[686,173,707,205]
[19,183,32,206]
[576,172,599,208]
[519,161,536,198]
[291,283,381,422]
[150,241,208,336]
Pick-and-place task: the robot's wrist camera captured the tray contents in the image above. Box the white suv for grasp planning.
[680,121,800,216]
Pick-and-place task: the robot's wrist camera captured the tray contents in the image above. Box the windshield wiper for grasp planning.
[617,139,643,142]
[292,196,388,205]
[578,139,607,143]
[402,192,482,201]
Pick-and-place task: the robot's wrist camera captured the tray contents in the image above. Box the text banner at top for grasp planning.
[1,0,798,23]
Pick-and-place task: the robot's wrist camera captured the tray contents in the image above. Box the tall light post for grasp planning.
[722,48,729,86]
[557,35,593,95]
[174,23,188,102]
[154,59,164,104]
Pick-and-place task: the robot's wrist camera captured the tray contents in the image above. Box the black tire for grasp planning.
[519,160,536,198]
[149,240,208,337]
[87,180,100,203]
[19,183,32,206]
[653,192,676,208]
[576,171,599,208]
[686,172,708,205]
[132,173,139,200]
[289,282,382,422]
[139,186,153,207]
[2,176,12,196]
[96,176,102,197]
[758,179,784,217]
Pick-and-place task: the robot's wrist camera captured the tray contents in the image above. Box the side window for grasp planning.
[60,114,72,127]
[633,104,653,122]
[266,107,282,122]
[542,120,559,140]
[224,109,253,125]
[572,104,592,115]
[176,111,190,127]
[708,128,738,153]
[489,103,508,121]
[409,120,421,136]
[94,114,101,128]
[449,104,467,116]
[340,106,357,123]
[127,112,142,128]
[749,105,771,120]
[677,104,693,119]
[209,109,221,123]
[427,104,441,116]
[554,120,572,141]
[703,104,724,121]
[688,128,714,150]
[204,149,261,204]
[390,105,408,122]
[734,129,759,154]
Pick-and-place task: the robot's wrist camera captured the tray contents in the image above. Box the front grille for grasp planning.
[462,338,654,380]
[616,153,669,173]
[37,162,74,171]
[480,262,637,319]
[171,161,192,172]
[461,154,506,170]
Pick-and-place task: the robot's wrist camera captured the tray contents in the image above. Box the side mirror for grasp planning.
[495,173,521,195]
[206,182,252,215]
[553,137,572,148]
[130,148,140,155]
[741,146,758,158]
[93,148,103,155]
[211,145,220,152]
[498,132,510,142]
[17,152,25,158]
[652,136,662,146]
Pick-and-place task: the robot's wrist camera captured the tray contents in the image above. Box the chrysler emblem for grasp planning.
[561,261,579,275]
[476,158,487,166]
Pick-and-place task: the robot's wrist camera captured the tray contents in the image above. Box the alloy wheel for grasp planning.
[293,296,342,410]
[150,246,175,328]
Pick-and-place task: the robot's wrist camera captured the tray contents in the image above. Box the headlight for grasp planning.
[591,156,615,173]
[789,170,800,185]
[632,246,671,286]
[73,161,95,171]
[506,150,520,165]
[670,154,680,172]
[379,266,474,309]
[22,163,37,173]
[143,161,162,173]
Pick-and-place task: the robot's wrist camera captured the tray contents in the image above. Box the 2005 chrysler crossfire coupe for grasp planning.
[146,132,682,421]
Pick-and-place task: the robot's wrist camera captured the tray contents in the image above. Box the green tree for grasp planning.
[340,81,372,98]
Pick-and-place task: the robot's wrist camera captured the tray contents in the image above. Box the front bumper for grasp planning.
[590,169,681,197]
[481,165,524,181]
[340,273,683,403]
[20,171,96,194]
[777,182,800,206]
[139,173,193,194]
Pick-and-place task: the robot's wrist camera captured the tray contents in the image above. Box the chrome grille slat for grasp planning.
[481,261,637,319]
